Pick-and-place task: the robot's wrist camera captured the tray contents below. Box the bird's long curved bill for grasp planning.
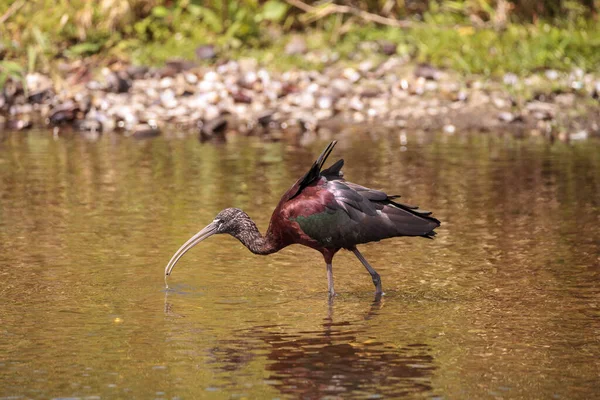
[165,222,217,276]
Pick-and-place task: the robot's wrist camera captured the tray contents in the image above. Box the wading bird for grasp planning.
[165,141,440,296]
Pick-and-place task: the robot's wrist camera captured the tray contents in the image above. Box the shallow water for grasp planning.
[0,131,599,399]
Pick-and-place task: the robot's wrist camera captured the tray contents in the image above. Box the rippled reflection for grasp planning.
[245,319,435,397]
[178,297,437,398]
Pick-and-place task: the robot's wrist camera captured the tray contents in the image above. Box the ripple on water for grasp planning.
[0,133,598,399]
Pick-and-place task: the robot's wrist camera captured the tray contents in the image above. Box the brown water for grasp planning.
[0,131,599,399]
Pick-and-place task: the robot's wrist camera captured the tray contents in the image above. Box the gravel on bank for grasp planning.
[1,56,599,143]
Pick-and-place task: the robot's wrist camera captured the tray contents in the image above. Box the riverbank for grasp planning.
[1,53,599,143]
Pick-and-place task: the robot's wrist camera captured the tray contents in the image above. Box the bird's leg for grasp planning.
[351,247,383,295]
[373,291,383,304]
[326,263,335,297]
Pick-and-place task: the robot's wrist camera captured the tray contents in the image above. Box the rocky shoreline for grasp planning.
[1,56,599,143]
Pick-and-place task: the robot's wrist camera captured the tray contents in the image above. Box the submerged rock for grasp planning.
[199,116,228,142]
[49,101,82,125]
[75,119,103,133]
[569,130,588,141]
[7,118,33,131]
[257,110,275,128]
[132,123,161,139]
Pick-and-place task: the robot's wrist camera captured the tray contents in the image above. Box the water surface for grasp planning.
[0,131,599,399]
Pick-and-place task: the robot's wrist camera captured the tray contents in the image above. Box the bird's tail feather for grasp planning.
[387,198,441,238]
[321,159,344,177]
[289,140,337,199]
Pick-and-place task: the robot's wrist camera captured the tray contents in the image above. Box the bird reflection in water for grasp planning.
[196,298,437,398]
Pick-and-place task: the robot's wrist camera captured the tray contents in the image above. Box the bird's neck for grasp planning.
[231,218,280,255]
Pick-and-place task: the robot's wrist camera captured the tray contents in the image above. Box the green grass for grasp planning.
[345,22,600,76]
[1,0,599,79]
[105,21,600,77]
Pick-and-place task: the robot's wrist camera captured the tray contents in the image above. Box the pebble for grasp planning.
[498,111,517,123]
[348,96,364,111]
[196,44,217,60]
[49,101,81,125]
[414,63,442,81]
[285,36,307,55]
[160,89,178,109]
[342,68,361,83]
[317,96,333,110]
[185,72,199,85]
[592,82,600,99]
[26,73,53,93]
[358,61,374,73]
[503,73,519,86]
[105,71,131,93]
[379,41,397,55]
[204,105,220,121]
[545,70,559,80]
[126,65,148,79]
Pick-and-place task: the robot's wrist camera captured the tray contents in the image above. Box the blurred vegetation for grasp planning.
[0,0,599,77]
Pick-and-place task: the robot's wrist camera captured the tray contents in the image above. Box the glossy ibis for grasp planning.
[165,141,440,296]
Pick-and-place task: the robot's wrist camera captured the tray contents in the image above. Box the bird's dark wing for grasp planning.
[293,177,440,249]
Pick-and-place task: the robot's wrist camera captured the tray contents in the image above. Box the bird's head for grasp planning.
[214,207,252,232]
[164,208,250,276]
